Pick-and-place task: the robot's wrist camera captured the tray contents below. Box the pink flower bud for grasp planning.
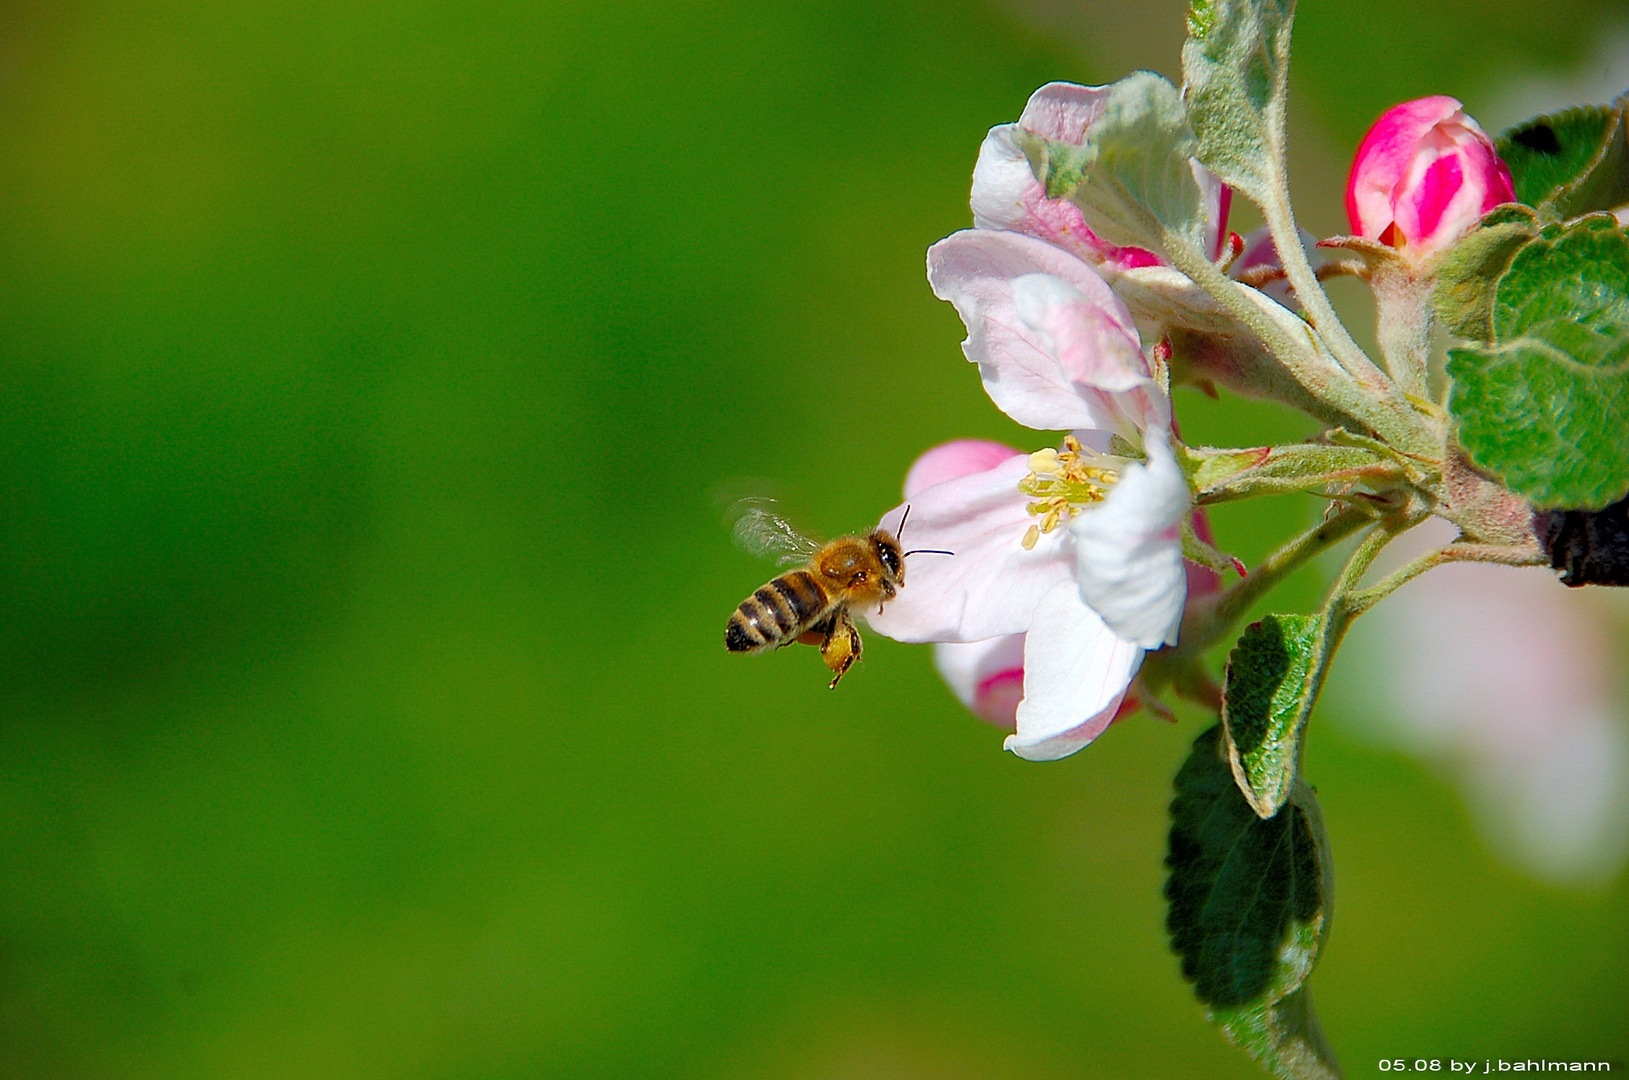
[1345,96,1514,260]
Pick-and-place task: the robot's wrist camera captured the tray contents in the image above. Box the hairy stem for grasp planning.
[1172,506,1372,665]
[1342,538,1548,618]
[1158,220,1435,457]
[1255,195,1437,458]
[1370,264,1433,401]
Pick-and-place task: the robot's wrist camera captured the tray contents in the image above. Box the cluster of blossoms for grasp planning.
[792,7,1629,1069]
[866,86,1517,760]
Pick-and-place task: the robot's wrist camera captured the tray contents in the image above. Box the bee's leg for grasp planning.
[820,610,862,689]
[797,614,835,648]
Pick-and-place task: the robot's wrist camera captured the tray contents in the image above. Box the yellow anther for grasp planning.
[1015,438,1126,551]
[1028,448,1062,475]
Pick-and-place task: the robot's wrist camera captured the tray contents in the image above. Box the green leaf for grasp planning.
[1432,205,1538,341]
[1016,71,1210,256]
[1221,613,1331,817]
[1447,217,1629,509]
[1180,0,1296,203]
[1166,725,1341,1079]
[1497,99,1629,223]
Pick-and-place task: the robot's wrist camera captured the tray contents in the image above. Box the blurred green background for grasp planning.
[1,0,1625,1076]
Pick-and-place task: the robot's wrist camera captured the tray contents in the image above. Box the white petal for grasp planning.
[933,635,1026,728]
[1003,581,1142,761]
[970,125,1043,234]
[866,455,1074,644]
[927,230,1147,433]
[1070,433,1189,649]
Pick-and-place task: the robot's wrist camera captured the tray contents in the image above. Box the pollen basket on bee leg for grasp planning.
[1018,434,1120,551]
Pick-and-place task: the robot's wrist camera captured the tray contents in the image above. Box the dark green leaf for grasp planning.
[1432,204,1538,341]
[1447,217,1629,509]
[1166,725,1341,1079]
[1497,100,1629,223]
[1180,0,1297,202]
[1221,614,1330,816]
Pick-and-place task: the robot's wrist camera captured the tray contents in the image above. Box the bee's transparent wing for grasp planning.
[730,499,820,566]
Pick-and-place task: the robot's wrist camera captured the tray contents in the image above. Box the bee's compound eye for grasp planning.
[876,542,902,579]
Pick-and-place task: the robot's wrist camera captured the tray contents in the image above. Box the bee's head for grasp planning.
[871,530,905,586]
[872,505,953,593]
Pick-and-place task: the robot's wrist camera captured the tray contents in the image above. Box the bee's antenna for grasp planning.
[895,505,952,556]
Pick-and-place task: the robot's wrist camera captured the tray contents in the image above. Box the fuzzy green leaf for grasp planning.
[1166,725,1341,1079]
[1221,614,1328,816]
[1497,100,1629,223]
[1447,217,1629,510]
[1180,0,1296,203]
[1016,71,1210,256]
[1432,205,1538,341]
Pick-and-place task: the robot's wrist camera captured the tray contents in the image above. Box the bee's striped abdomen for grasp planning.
[725,570,831,653]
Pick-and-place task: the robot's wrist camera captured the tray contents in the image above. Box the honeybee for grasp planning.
[724,502,948,688]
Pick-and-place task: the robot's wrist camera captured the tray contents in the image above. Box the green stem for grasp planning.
[1370,265,1432,401]
[1257,196,1383,391]
[1323,519,1395,606]
[1341,538,1548,618]
[1157,227,1314,376]
[1158,220,1434,458]
[1255,193,1437,459]
[1172,506,1371,665]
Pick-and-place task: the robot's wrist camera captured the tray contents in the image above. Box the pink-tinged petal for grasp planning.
[903,439,1023,500]
[1193,159,1232,261]
[867,454,1074,644]
[1017,81,1112,145]
[927,230,1150,433]
[971,127,1088,241]
[1003,581,1143,761]
[1010,273,1150,393]
[973,85,1220,268]
[933,635,1026,728]
[1070,434,1189,649]
[1409,146,1460,240]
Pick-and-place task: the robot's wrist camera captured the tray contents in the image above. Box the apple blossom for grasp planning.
[866,438,1149,760]
[729,2,1629,1060]
[861,228,1194,760]
[1345,95,1515,260]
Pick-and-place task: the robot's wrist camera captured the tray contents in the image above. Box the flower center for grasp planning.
[1017,434,1120,550]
